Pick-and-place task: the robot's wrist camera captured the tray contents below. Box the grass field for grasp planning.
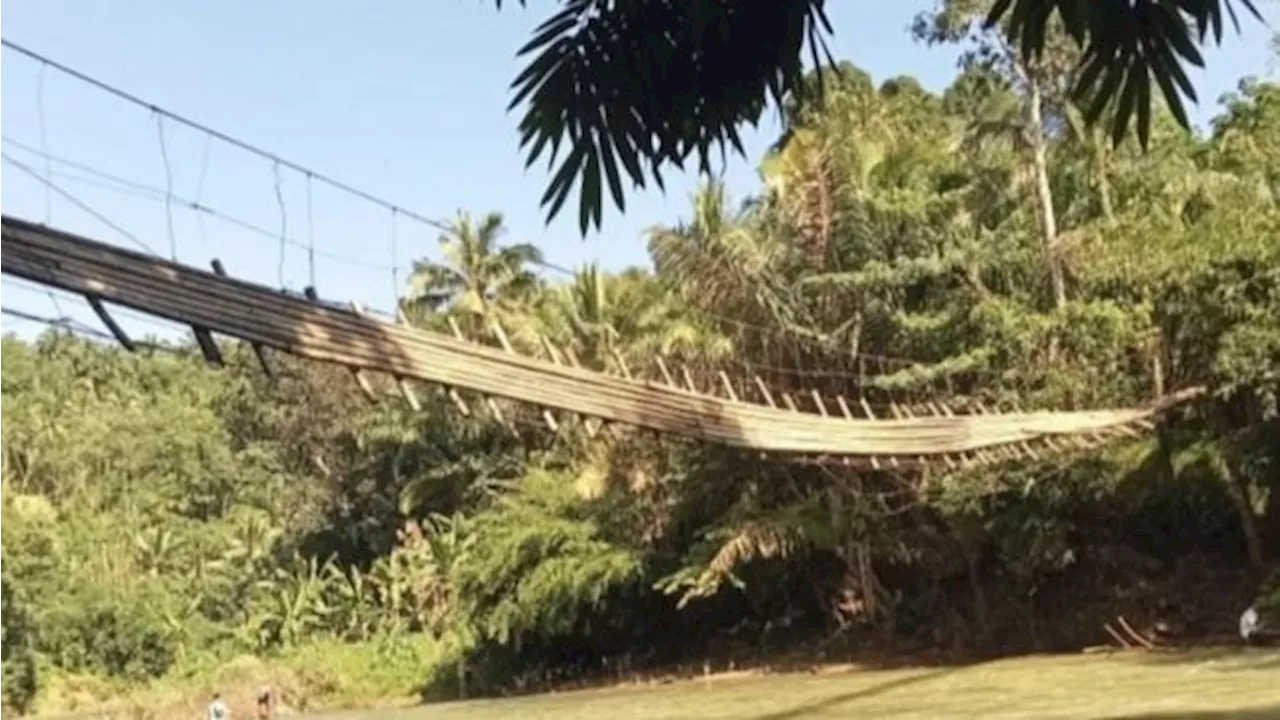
[309,649,1280,720]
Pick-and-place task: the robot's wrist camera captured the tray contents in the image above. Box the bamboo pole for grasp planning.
[492,322,557,433]
[837,395,880,470]
[902,403,955,470]
[861,398,900,469]
[302,287,371,400]
[438,317,482,418]
[654,356,677,387]
[611,348,634,380]
[190,320,223,367]
[810,390,829,417]
[85,295,134,351]
[679,365,699,393]
[352,302,420,410]
[752,375,778,408]
[210,259,270,376]
[975,401,1037,460]
[929,400,976,467]
[718,371,740,401]
[542,334,604,439]
[444,318,521,434]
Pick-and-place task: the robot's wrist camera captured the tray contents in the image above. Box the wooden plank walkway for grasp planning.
[0,216,1200,460]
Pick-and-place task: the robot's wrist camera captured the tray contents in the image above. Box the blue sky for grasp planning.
[1,1,1276,340]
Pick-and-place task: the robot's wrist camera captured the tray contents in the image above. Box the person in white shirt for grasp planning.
[207,692,229,720]
[1240,605,1261,644]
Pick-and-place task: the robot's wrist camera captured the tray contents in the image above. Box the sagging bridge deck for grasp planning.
[0,216,1199,469]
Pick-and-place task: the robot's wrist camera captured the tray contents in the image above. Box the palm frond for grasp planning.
[993,0,1262,148]
[504,0,835,234]
[498,0,1263,233]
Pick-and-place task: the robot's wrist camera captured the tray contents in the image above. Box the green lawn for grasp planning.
[311,649,1280,720]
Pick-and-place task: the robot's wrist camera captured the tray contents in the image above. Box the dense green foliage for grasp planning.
[3,46,1279,715]
[2,569,38,714]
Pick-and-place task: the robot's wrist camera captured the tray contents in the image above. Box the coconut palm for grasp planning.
[648,181,806,333]
[403,211,545,336]
[541,264,731,372]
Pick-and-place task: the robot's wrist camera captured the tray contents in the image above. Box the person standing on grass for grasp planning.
[206,692,229,720]
[255,685,276,720]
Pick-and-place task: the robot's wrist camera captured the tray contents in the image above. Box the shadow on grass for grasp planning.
[1099,706,1280,719]
[1123,646,1280,671]
[745,665,968,720]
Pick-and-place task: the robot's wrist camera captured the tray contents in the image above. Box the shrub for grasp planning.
[39,588,177,682]
[2,576,39,714]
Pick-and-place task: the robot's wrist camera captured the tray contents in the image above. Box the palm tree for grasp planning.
[403,211,545,337]
[541,264,731,372]
[948,62,1073,310]
[648,181,804,332]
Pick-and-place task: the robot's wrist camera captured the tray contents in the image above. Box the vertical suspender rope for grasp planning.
[390,207,401,319]
[306,171,316,291]
[154,112,178,261]
[272,160,287,289]
[36,62,53,225]
[194,132,213,249]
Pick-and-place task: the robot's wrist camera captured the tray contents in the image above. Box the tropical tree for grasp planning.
[1,568,38,715]
[539,264,731,372]
[403,211,545,337]
[648,181,809,341]
[5,63,1280,713]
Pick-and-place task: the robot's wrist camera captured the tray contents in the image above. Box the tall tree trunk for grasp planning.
[1094,137,1116,224]
[1026,73,1066,310]
[947,518,990,643]
[1216,453,1265,569]
[1151,349,1166,398]
[1149,328,1166,398]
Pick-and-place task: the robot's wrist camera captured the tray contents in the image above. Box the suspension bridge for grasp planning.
[0,41,1203,469]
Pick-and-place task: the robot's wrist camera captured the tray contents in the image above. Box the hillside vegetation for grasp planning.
[3,27,1279,717]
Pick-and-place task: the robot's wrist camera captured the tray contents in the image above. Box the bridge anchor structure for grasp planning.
[1,215,1204,471]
